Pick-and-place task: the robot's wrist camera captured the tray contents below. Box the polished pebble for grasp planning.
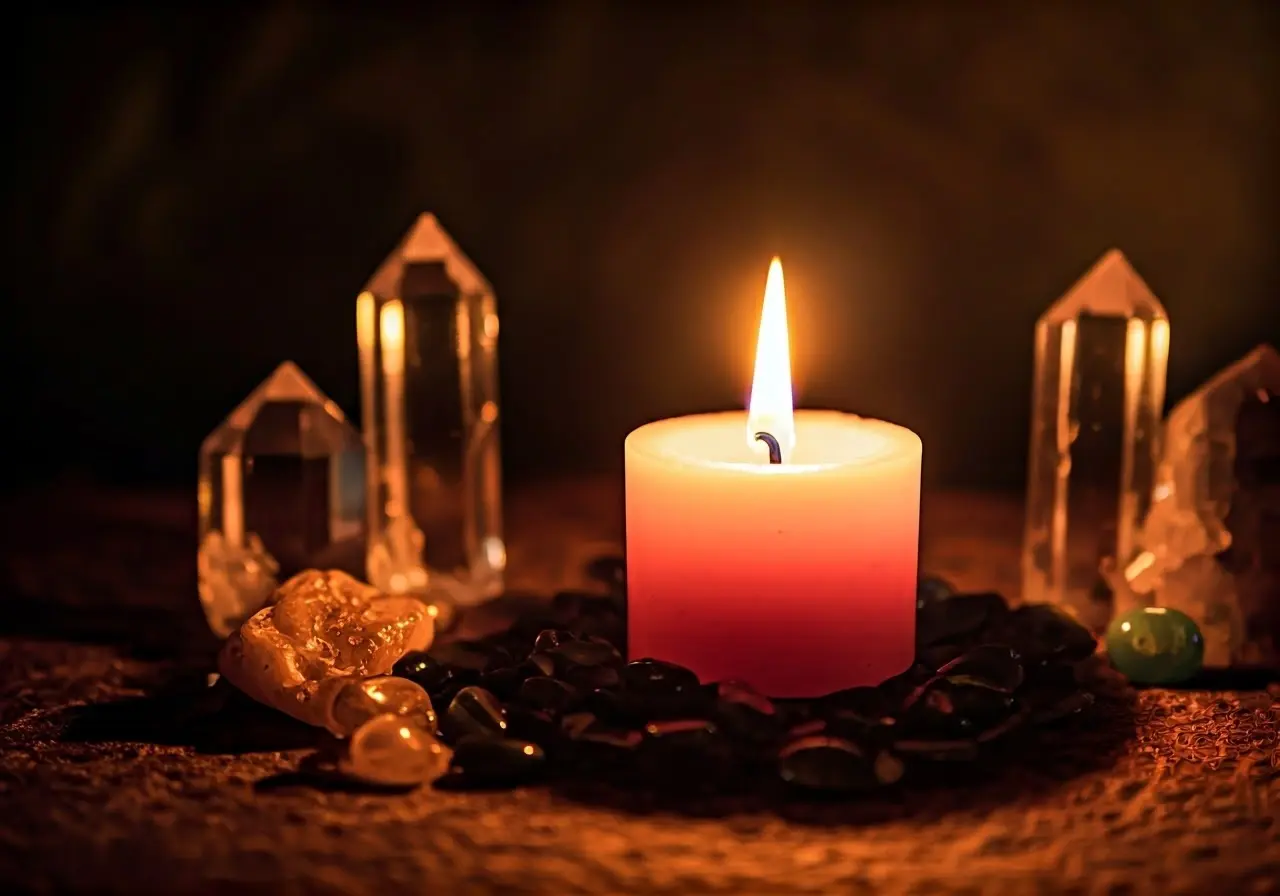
[936,644,1025,693]
[517,676,580,715]
[622,659,700,695]
[778,736,873,792]
[342,714,450,787]
[326,675,437,737]
[444,735,547,787]
[1105,606,1205,685]
[445,686,508,740]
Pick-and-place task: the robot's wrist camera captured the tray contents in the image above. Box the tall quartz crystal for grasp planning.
[1022,250,1170,629]
[198,362,365,636]
[357,214,504,607]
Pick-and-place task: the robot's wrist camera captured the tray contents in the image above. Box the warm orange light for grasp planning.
[380,300,406,376]
[747,257,795,460]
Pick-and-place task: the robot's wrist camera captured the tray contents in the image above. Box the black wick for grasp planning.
[754,431,782,465]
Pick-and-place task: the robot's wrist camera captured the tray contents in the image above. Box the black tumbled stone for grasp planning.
[516,676,581,715]
[936,644,1025,693]
[778,735,875,792]
[444,686,508,741]
[444,735,546,788]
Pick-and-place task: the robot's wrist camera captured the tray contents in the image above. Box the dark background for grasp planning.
[5,2,1278,494]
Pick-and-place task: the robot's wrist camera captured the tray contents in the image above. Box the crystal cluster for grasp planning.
[198,362,366,636]
[1022,250,1170,630]
[218,569,434,727]
[357,214,505,609]
[1111,345,1280,665]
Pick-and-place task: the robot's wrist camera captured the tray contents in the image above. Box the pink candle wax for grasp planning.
[623,259,921,697]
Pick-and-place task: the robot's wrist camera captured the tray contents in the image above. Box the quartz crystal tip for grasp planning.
[197,362,365,636]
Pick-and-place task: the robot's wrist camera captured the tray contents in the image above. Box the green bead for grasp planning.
[1105,607,1204,685]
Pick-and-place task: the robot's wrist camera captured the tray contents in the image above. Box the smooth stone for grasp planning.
[936,644,1025,693]
[502,706,561,747]
[517,676,581,715]
[900,678,1015,739]
[563,663,621,691]
[341,714,450,787]
[478,667,525,700]
[523,652,557,678]
[588,686,712,725]
[873,750,906,785]
[392,652,451,692]
[444,686,508,741]
[916,592,1009,647]
[714,681,780,742]
[428,642,492,673]
[1008,603,1098,663]
[560,711,599,739]
[1105,607,1205,685]
[778,735,874,792]
[325,675,437,738]
[621,658,700,695]
[445,735,546,787]
[643,718,719,746]
[482,647,517,674]
[917,575,956,609]
[548,640,623,671]
[533,629,574,653]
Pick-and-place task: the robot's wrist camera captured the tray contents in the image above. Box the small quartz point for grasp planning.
[1022,250,1170,629]
[342,713,451,787]
[198,361,366,636]
[1114,345,1280,665]
[218,569,434,727]
[326,675,437,738]
[357,213,505,608]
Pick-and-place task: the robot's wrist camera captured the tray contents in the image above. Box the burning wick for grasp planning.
[754,431,782,465]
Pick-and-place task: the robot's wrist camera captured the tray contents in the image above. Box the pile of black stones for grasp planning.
[394,560,1106,795]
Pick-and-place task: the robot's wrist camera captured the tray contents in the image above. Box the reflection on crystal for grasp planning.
[358,214,504,606]
[197,362,366,636]
[1022,250,1170,629]
[1117,345,1280,665]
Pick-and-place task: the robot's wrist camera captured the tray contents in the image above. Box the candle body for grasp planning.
[625,411,921,698]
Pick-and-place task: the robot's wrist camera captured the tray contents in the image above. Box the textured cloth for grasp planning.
[0,483,1277,895]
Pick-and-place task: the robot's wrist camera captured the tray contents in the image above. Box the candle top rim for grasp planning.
[626,410,920,473]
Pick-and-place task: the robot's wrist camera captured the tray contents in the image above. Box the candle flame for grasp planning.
[747,257,795,460]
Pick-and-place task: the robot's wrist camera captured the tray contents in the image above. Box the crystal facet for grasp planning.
[1112,345,1280,665]
[1022,250,1170,629]
[1105,606,1205,684]
[217,569,434,727]
[357,214,504,608]
[198,362,366,636]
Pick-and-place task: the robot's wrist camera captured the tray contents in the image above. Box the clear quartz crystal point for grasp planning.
[197,362,366,636]
[1022,250,1170,629]
[357,213,505,607]
[1117,345,1280,665]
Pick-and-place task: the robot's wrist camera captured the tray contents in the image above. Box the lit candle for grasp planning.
[624,259,922,697]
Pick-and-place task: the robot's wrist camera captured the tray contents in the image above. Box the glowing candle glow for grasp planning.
[624,259,922,697]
